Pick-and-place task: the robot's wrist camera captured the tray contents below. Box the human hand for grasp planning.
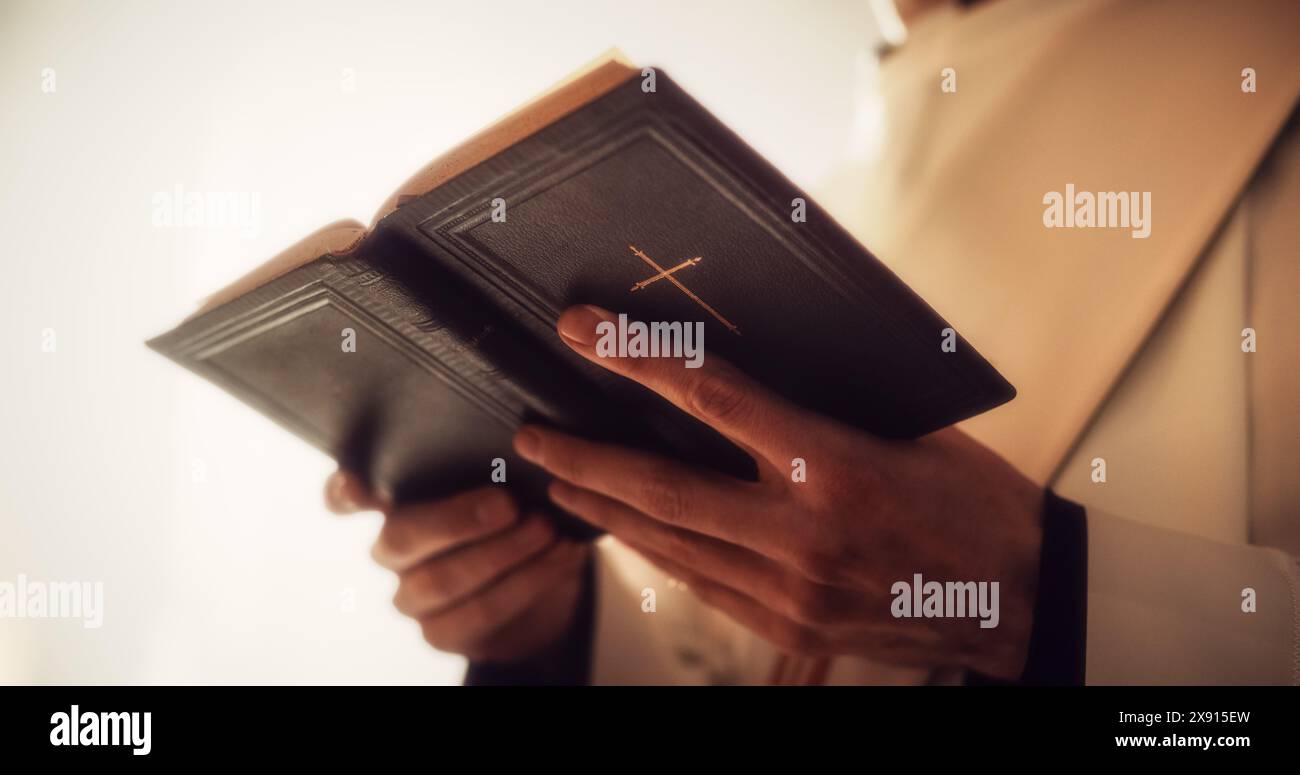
[325,473,590,663]
[515,305,1045,680]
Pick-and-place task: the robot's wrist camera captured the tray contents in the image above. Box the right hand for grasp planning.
[325,471,590,663]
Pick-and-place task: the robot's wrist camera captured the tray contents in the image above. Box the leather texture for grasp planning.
[148,69,1014,537]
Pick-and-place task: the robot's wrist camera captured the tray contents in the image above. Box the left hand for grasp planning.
[514,304,1046,680]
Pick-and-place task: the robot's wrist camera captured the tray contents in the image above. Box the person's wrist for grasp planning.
[964,480,1046,680]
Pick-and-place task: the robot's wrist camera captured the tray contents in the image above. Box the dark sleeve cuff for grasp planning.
[463,552,596,686]
[1018,488,1088,685]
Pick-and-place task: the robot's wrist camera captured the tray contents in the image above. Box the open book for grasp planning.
[148,54,1014,535]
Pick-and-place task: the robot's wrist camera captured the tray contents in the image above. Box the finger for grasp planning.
[630,542,832,657]
[392,515,556,617]
[555,481,860,629]
[371,487,519,572]
[555,304,840,468]
[459,572,587,663]
[515,425,778,549]
[324,469,385,514]
[417,541,588,655]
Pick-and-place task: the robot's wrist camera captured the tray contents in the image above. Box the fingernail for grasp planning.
[325,471,361,513]
[514,427,542,461]
[557,305,611,347]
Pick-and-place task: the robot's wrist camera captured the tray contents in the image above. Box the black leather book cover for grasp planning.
[148,68,1015,535]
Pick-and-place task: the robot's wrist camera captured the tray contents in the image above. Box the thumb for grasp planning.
[324,469,384,514]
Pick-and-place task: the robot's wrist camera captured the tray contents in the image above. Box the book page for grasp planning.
[194,50,638,317]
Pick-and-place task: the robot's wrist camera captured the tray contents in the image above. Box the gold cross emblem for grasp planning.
[627,244,740,335]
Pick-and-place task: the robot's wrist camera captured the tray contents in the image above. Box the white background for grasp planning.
[0,0,884,684]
